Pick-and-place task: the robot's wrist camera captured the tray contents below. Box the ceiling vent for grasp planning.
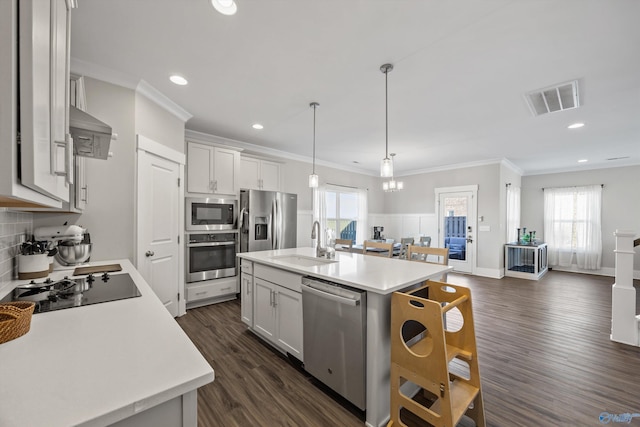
[525,80,580,116]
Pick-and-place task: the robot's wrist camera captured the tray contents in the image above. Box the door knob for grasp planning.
[466,238,473,243]
[145,251,155,257]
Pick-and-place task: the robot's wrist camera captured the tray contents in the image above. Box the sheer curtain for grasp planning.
[312,186,327,248]
[543,185,602,269]
[506,185,521,243]
[356,187,368,244]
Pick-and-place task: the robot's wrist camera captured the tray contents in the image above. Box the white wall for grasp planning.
[135,93,185,154]
[521,165,640,275]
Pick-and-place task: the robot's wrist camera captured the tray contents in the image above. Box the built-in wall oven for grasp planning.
[186,231,238,283]
[186,197,237,231]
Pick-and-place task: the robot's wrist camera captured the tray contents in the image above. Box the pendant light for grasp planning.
[309,102,319,188]
[383,153,404,192]
[380,63,394,177]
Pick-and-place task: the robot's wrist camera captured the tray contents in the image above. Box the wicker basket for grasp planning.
[0,301,36,344]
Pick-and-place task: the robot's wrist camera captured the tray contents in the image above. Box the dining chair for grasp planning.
[335,238,353,252]
[399,237,414,259]
[407,245,450,281]
[419,236,432,247]
[363,240,394,258]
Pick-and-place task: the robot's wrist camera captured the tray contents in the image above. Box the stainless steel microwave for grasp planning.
[186,198,237,231]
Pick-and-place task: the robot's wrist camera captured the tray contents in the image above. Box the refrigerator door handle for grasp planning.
[271,200,277,249]
[238,208,246,231]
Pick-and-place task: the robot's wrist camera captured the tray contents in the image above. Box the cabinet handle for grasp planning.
[213,180,218,192]
[220,286,232,292]
[52,135,73,184]
[273,291,278,307]
[145,251,155,257]
[209,180,214,190]
[195,291,207,296]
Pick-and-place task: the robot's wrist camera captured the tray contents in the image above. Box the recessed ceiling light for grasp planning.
[578,159,588,163]
[568,122,584,129]
[169,75,188,85]
[252,123,263,130]
[211,0,237,15]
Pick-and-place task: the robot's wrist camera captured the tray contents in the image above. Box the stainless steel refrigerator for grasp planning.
[239,189,297,252]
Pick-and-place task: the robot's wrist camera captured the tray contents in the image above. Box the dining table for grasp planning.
[351,242,402,257]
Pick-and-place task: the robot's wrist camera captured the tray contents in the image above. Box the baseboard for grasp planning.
[548,265,640,279]
[474,267,504,279]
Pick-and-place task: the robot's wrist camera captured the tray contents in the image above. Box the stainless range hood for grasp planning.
[69,105,112,159]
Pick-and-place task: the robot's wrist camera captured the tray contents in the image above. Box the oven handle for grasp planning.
[187,241,236,248]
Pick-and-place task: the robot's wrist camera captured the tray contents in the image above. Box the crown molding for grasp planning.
[185,129,378,176]
[136,80,193,122]
[70,57,192,122]
[500,158,524,176]
[396,158,505,177]
[70,57,139,90]
[522,160,640,176]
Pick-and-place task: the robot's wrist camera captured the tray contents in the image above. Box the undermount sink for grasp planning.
[270,255,338,267]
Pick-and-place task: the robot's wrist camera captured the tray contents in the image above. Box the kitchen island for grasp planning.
[0,259,214,427]
[237,247,452,427]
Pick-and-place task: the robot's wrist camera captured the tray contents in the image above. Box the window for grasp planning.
[313,185,367,247]
[543,185,602,270]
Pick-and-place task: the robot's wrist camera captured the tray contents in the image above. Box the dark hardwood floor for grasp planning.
[177,271,640,427]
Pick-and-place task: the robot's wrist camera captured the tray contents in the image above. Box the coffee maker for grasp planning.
[373,226,384,240]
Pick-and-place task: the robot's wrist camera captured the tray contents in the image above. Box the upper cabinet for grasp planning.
[186,141,240,196]
[240,157,281,192]
[0,0,74,208]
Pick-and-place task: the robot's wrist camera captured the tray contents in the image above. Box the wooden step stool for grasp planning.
[387,280,485,427]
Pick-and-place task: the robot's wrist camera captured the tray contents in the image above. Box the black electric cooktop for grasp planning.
[14,272,142,314]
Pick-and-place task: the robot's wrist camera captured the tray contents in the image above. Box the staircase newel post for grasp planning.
[611,230,637,346]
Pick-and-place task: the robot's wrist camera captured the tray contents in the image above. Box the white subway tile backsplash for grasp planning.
[0,208,33,283]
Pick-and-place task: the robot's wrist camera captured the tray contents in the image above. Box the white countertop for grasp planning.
[237,247,452,294]
[0,259,214,427]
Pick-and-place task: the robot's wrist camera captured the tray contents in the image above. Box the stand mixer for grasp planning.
[34,225,92,267]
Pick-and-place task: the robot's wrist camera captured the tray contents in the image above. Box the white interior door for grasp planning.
[136,136,185,317]
[436,186,477,274]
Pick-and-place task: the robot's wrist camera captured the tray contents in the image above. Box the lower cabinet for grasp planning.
[240,271,253,327]
[248,264,303,361]
[186,276,238,309]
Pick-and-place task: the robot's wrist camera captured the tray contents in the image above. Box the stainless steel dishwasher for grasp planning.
[301,276,367,410]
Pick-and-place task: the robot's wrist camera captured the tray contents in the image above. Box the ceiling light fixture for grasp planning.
[578,159,588,163]
[169,75,188,85]
[309,102,319,188]
[211,0,237,15]
[380,63,394,177]
[383,153,403,192]
[568,122,584,129]
[252,123,264,130]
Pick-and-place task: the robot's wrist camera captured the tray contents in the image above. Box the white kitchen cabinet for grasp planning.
[0,0,73,208]
[19,0,73,201]
[187,141,239,196]
[25,74,89,213]
[186,276,238,309]
[240,156,281,191]
[240,260,254,327]
[253,278,277,341]
[274,284,303,358]
[250,264,303,361]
